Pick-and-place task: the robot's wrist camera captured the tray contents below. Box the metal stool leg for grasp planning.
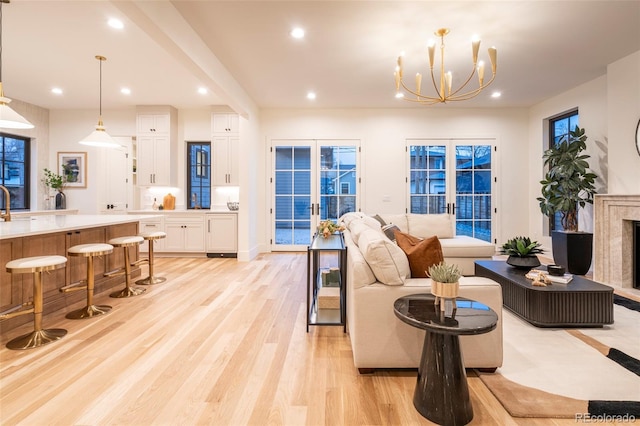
[7,271,67,350]
[66,254,112,319]
[136,239,166,285]
[110,245,146,298]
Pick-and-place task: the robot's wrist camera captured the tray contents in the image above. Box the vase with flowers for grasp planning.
[317,219,345,238]
[43,168,67,210]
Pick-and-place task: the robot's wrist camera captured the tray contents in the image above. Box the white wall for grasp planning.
[259,107,530,251]
[607,51,640,194]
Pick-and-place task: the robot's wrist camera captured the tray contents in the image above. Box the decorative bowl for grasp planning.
[227,202,239,211]
[547,264,566,276]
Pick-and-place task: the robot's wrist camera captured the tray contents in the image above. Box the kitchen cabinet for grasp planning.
[136,108,177,186]
[164,215,205,252]
[206,213,238,257]
[137,114,170,134]
[212,135,239,186]
[139,217,165,253]
[212,113,239,134]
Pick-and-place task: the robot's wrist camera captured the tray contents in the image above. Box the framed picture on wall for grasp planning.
[58,152,87,188]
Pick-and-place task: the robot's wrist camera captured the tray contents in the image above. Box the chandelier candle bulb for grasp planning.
[446,72,452,96]
[472,37,481,63]
[415,73,422,95]
[489,47,497,73]
[478,61,485,84]
[428,42,436,68]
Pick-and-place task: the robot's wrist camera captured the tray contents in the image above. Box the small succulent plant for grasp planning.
[428,261,462,283]
[500,236,543,257]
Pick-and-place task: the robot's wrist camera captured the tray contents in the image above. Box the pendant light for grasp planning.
[0,1,34,130]
[79,55,120,148]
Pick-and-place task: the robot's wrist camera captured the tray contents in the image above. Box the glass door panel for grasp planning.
[274,145,313,249]
[319,145,357,220]
[408,140,495,243]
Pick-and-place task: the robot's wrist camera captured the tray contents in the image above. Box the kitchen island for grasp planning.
[1,215,158,333]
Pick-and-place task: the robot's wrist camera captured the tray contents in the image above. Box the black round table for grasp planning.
[394,294,498,426]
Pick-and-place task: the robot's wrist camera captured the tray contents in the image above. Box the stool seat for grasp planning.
[109,236,144,247]
[140,231,166,240]
[64,243,115,320]
[136,232,167,285]
[6,255,67,273]
[68,243,114,257]
[3,255,67,350]
[107,235,146,298]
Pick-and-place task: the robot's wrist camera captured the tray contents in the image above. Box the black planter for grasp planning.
[551,230,593,275]
[506,255,541,269]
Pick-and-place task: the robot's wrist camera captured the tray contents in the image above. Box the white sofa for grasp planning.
[339,212,503,373]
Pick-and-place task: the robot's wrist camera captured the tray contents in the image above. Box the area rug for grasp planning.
[477,293,640,419]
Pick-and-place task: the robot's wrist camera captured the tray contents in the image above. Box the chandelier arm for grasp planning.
[447,66,478,98]
[399,80,441,103]
[443,73,497,101]
[429,67,444,101]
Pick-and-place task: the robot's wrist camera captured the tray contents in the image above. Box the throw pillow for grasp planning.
[382,224,400,242]
[357,228,410,285]
[394,231,444,278]
[372,214,387,226]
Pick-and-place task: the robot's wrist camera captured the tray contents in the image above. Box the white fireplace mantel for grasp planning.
[594,194,640,288]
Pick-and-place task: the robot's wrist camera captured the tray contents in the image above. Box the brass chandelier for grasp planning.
[394,28,497,105]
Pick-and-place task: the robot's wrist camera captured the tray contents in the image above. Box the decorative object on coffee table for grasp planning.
[428,261,462,312]
[537,126,597,275]
[317,219,345,239]
[500,236,543,269]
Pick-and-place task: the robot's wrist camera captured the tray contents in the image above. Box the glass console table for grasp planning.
[306,232,347,332]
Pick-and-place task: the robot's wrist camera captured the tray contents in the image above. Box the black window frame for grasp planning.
[186,141,211,209]
[547,110,579,232]
[1,132,30,211]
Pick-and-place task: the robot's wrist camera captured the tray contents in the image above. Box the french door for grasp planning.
[407,139,496,243]
[271,139,359,251]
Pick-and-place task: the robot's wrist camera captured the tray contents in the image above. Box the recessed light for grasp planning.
[291,27,305,39]
[51,87,63,95]
[307,91,316,100]
[395,92,404,99]
[491,91,502,98]
[120,88,131,95]
[197,87,208,95]
[108,18,124,30]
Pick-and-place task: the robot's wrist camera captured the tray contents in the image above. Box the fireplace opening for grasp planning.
[635,221,640,289]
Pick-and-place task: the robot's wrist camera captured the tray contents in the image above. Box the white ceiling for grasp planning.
[3,1,639,112]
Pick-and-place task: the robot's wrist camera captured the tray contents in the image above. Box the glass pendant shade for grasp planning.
[79,55,118,148]
[79,119,120,148]
[0,95,34,129]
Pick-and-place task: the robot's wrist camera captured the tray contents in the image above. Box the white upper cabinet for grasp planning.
[137,114,170,134]
[135,107,177,186]
[212,113,239,134]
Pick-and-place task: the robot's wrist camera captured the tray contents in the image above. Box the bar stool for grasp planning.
[134,231,167,285]
[60,243,114,319]
[2,255,68,350]
[105,236,146,298]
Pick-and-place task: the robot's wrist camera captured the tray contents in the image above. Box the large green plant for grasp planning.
[537,126,597,232]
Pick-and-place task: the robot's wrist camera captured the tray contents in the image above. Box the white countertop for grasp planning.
[0,214,159,240]
[128,208,238,214]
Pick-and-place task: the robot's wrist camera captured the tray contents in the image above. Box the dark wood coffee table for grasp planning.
[474,260,613,327]
[394,294,497,425]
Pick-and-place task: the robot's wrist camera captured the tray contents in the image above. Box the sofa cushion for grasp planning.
[348,218,383,246]
[382,224,401,242]
[378,214,409,233]
[394,231,444,278]
[372,214,387,226]
[340,212,367,227]
[357,228,410,286]
[439,236,496,257]
[343,230,377,288]
[407,213,454,239]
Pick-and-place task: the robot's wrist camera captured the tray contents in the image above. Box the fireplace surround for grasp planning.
[594,194,640,288]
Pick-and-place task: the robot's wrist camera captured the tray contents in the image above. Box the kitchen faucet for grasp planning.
[0,185,11,222]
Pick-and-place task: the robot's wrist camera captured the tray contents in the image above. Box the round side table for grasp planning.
[394,293,498,426]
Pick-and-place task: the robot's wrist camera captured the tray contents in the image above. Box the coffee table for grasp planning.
[474,260,613,327]
[394,294,497,425]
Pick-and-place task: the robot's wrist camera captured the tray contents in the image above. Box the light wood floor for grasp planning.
[0,254,613,425]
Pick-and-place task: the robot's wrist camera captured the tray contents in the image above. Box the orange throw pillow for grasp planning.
[394,231,444,278]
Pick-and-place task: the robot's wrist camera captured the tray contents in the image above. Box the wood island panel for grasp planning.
[0,222,141,333]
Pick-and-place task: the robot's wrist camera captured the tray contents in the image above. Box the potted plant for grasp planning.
[500,236,543,269]
[428,261,462,311]
[42,168,67,209]
[537,125,598,274]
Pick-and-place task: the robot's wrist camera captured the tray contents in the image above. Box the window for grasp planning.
[187,142,211,209]
[1,133,30,210]
[548,110,579,232]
